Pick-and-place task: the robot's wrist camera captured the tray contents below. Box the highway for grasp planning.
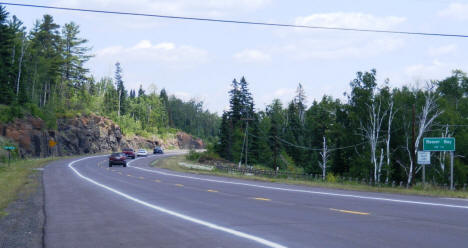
[43,153,468,248]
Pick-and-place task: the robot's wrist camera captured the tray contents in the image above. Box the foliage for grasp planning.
[0,7,220,141]
[216,70,468,186]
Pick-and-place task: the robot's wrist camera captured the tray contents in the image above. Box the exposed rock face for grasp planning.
[0,114,204,158]
[176,132,204,149]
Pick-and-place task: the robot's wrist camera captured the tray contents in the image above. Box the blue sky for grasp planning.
[4,0,468,113]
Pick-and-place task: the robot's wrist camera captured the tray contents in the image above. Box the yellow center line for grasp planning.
[127,174,133,177]
[252,197,271,201]
[175,184,184,187]
[139,177,145,180]
[154,179,161,183]
[330,208,370,215]
[207,189,218,193]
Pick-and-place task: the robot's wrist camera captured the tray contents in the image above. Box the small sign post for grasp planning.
[417,151,430,165]
[423,137,456,190]
[3,146,15,167]
[418,151,430,184]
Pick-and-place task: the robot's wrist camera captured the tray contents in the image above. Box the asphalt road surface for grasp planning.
[43,153,468,248]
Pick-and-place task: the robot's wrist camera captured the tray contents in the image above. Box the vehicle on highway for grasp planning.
[137,149,148,157]
[108,153,127,167]
[122,148,136,159]
[153,146,164,154]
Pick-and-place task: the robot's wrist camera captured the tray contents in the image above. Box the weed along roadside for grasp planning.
[151,154,468,199]
[0,157,59,216]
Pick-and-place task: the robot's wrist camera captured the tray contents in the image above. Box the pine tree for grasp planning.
[114,62,127,116]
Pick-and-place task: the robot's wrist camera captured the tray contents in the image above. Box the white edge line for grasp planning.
[129,157,468,210]
[68,156,287,248]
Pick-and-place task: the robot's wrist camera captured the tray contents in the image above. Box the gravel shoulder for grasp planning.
[0,169,44,248]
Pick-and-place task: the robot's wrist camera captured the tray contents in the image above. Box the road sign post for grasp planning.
[423,137,455,151]
[423,137,456,190]
[418,151,431,185]
[3,146,15,167]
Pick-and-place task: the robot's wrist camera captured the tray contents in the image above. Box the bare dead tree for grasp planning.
[385,100,397,183]
[360,100,387,183]
[16,35,27,96]
[319,136,329,180]
[407,87,443,186]
[439,125,451,173]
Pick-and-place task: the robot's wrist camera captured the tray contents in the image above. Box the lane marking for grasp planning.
[154,179,161,183]
[175,184,184,187]
[117,172,122,175]
[207,189,218,193]
[68,156,286,248]
[252,197,271,201]
[129,163,468,210]
[127,174,133,177]
[139,176,145,180]
[330,208,370,215]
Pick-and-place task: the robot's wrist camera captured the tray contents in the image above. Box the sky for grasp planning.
[3,0,468,114]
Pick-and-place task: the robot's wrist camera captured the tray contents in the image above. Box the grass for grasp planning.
[152,155,468,199]
[0,157,60,217]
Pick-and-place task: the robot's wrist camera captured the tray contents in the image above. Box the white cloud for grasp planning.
[438,3,468,20]
[428,44,457,56]
[95,40,208,64]
[295,12,406,30]
[405,60,454,80]
[234,49,271,63]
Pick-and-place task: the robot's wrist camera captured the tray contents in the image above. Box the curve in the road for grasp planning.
[68,155,288,248]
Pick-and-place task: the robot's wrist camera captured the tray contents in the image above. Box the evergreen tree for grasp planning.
[114,62,128,116]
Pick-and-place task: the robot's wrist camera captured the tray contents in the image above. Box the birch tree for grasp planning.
[361,100,387,183]
[319,136,329,180]
[385,100,397,183]
[407,89,443,186]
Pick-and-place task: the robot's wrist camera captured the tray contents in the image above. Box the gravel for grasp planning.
[0,170,44,248]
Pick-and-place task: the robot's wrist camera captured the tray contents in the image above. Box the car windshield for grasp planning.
[111,153,121,157]
[123,148,133,152]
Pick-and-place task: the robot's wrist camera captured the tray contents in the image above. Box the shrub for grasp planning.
[326,173,337,183]
[186,149,201,161]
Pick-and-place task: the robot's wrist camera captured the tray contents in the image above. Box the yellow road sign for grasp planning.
[49,140,57,148]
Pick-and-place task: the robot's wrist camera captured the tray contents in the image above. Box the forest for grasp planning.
[216,72,468,187]
[0,6,220,141]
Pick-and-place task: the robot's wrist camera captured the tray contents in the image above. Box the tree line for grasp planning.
[0,6,220,140]
[216,70,468,186]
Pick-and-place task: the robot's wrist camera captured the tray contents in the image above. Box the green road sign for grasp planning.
[3,146,15,150]
[423,137,455,151]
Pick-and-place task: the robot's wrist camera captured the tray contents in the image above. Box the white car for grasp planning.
[136,149,148,157]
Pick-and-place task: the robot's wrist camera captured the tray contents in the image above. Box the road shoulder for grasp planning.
[0,169,44,248]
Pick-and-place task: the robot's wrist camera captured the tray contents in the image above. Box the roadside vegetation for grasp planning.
[0,158,58,217]
[214,71,468,189]
[0,6,220,141]
[153,154,468,198]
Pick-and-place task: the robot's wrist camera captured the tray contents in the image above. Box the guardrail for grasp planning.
[213,164,468,191]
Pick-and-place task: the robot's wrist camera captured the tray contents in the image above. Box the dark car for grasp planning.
[122,148,136,159]
[153,146,164,154]
[109,153,127,167]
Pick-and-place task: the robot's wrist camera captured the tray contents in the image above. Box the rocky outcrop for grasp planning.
[0,114,204,158]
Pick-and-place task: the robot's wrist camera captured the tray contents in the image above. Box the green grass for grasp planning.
[0,157,60,217]
[152,155,468,199]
